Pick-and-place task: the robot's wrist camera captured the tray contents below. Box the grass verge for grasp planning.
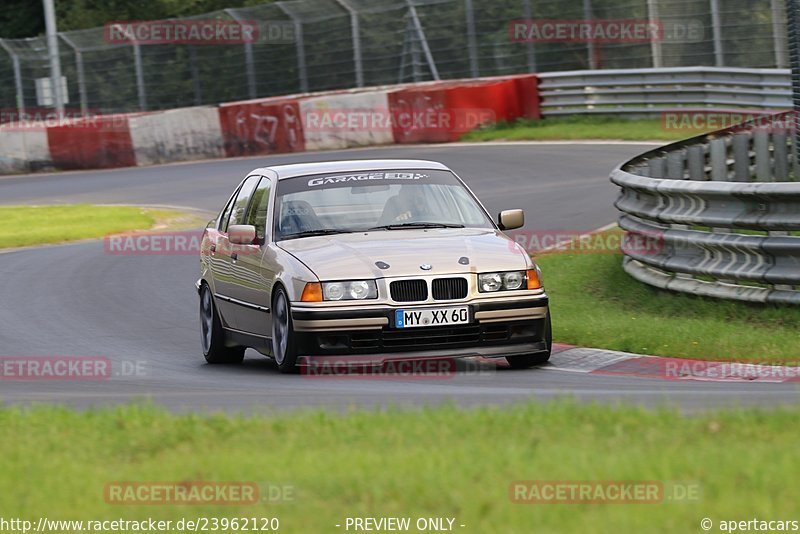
[461,115,709,142]
[537,250,800,363]
[2,401,799,533]
[0,204,202,249]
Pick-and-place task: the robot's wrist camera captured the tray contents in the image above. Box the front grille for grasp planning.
[432,277,468,300]
[350,324,510,351]
[390,280,428,302]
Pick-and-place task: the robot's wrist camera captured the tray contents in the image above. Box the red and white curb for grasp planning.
[547,344,800,384]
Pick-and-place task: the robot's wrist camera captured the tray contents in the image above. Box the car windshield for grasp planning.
[274,169,493,240]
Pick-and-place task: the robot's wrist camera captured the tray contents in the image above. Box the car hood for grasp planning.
[277,228,530,280]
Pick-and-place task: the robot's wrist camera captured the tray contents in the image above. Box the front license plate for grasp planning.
[395,307,469,328]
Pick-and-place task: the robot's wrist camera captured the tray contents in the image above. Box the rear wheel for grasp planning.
[505,313,552,369]
[272,286,299,373]
[200,285,245,364]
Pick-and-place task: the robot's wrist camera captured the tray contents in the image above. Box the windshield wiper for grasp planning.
[368,222,465,231]
[279,229,355,240]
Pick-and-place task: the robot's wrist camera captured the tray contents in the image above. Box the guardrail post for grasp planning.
[687,145,706,180]
[0,39,25,116]
[732,133,751,182]
[709,138,728,180]
[710,0,724,66]
[754,131,772,181]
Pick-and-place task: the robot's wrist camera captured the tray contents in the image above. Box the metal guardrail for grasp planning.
[610,111,800,304]
[540,67,793,116]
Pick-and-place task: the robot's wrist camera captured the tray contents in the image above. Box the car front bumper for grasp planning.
[290,296,549,362]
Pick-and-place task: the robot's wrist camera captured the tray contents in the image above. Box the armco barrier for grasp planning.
[47,114,135,170]
[0,127,51,173]
[218,97,304,158]
[610,112,800,304]
[300,90,393,151]
[129,106,225,166]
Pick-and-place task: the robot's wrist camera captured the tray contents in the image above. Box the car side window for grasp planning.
[245,177,272,243]
[225,175,261,231]
[218,192,237,232]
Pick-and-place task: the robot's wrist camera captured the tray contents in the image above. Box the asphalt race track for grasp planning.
[1,142,797,412]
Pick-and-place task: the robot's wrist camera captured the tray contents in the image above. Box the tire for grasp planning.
[200,284,245,364]
[505,313,552,369]
[271,286,299,373]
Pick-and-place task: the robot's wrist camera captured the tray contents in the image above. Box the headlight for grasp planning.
[503,271,524,290]
[479,273,503,292]
[322,280,377,301]
[478,271,532,292]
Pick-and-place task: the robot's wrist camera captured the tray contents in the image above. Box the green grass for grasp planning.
[2,401,799,533]
[462,116,709,142]
[0,205,195,249]
[538,251,800,363]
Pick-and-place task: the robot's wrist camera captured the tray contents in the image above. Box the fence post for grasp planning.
[406,0,440,80]
[710,0,724,66]
[522,0,537,72]
[59,33,88,113]
[0,40,25,115]
[773,0,789,68]
[647,0,663,68]
[334,0,364,88]
[276,3,309,94]
[188,46,202,105]
[132,42,147,111]
[225,9,257,99]
[43,0,65,116]
[464,0,479,77]
[583,0,598,69]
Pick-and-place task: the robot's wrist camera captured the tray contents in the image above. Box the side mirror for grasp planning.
[498,209,524,231]
[228,225,257,245]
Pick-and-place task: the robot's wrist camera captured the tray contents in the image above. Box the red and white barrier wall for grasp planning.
[0,75,540,174]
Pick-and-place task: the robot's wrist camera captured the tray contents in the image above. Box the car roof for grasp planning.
[253,159,451,180]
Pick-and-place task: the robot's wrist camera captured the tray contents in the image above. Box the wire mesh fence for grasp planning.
[0,0,790,116]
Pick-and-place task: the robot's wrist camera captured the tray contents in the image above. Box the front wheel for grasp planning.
[200,285,245,364]
[505,313,552,369]
[271,286,299,373]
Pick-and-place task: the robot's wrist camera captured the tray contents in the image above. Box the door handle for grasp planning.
[210,244,216,255]
[231,252,238,262]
